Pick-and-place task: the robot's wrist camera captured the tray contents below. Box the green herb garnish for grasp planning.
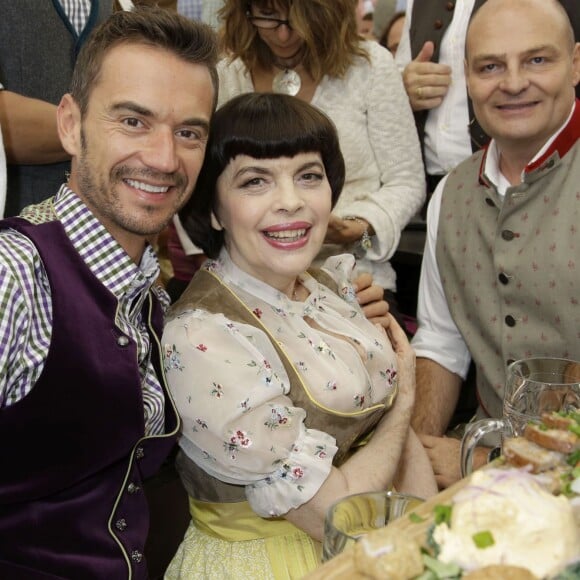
[433,504,452,526]
[409,512,426,524]
[472,530,495,549]
[567,449,580,466]
[421,554,462,579]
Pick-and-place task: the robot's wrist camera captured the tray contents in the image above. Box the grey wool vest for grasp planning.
[0,0,113,216]
[436,109,580,419]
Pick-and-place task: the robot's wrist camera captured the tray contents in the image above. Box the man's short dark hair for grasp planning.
[70,6,219,116]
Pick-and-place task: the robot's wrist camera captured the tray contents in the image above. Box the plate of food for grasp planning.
[307,411,580,579]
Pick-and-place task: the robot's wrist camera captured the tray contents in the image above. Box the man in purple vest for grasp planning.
[0,7,218,579]
[411,0,580,488]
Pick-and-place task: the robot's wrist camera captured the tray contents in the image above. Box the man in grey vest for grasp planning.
[395,0,579,198]
[411,0,580,488]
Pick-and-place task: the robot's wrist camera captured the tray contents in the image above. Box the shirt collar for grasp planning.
[53,185,161,300]
[210,249,321,312]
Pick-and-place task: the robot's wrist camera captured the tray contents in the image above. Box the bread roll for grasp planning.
[502,437,565,473]
[524,423,579,454]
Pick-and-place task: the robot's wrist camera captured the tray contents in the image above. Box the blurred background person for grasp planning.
[379,10,405,55]
[171,0,425,327]
[373,0,406,40]
[0,1,116,217]
[359,10,376,40]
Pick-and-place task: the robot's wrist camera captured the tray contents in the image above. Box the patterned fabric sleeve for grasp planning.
[163,309,337,517]
[0,231,50,407]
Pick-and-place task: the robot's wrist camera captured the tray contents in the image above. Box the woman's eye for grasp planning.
[300,172,323,183]
[241,177,265,187]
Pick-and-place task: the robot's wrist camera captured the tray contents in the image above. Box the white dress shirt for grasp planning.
[395,0,475,175]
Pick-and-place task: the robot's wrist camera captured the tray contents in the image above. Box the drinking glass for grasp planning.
[461,357,580,476]
[322,491,423,562]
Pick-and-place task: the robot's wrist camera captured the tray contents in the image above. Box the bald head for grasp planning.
[467,0,575,60]
[464,0,580,164]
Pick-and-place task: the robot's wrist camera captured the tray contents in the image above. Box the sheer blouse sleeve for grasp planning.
[162,309,337,517]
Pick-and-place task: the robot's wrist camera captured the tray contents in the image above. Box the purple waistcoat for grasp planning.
[0,218,179,579]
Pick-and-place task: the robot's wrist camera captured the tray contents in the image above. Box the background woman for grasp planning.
[163,93,436,579]
[172,0,425,322]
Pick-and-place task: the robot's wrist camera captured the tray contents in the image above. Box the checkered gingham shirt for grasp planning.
[59,0,92,36]
[0,185,170,436]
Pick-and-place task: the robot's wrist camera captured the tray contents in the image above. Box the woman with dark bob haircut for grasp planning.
[179,92,346,259]
[163,93,436,579]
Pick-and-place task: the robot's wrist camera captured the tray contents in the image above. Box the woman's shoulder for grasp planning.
[331,40,397,88]
[217,55,251,82]
[360,39,398,70]
[217,56,253,106]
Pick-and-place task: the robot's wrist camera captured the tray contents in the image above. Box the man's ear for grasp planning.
[57,93,82,157]
[572,42,580,87]
[464,58,472,98]
[211,211,223,231]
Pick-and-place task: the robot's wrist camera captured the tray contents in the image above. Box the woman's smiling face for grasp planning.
[212,152,332,295]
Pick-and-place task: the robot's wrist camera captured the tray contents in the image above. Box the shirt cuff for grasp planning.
[245,424,337,517]
[412,326,471,379]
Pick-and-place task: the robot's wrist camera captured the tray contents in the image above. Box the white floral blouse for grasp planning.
[162,251,398,518]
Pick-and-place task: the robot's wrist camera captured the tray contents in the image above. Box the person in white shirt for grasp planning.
[396,0,579,200]
[395,0,483,197]
[411,0,580,488]
[0,0,115,216]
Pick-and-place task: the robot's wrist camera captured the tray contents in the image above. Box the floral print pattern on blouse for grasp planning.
[163,251,398,517]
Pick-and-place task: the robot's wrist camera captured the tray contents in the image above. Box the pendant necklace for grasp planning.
[272,68,302,96]
[271,50,304,96]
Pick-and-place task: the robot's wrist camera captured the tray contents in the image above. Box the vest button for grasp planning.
[501,230,515,241]
[135,446,145,460]
[485,197,494,207]
[498,273,509,285]
[434,19,443,29]
[446,2,455,10]
[127,482,141,494]
[115,518,127,531]
[505,315,516,327]
[117,335,130,347]
[131,550,143,563]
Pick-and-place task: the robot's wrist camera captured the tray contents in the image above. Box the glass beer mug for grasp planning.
[322,491,423,562]
[460,357,580,477]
